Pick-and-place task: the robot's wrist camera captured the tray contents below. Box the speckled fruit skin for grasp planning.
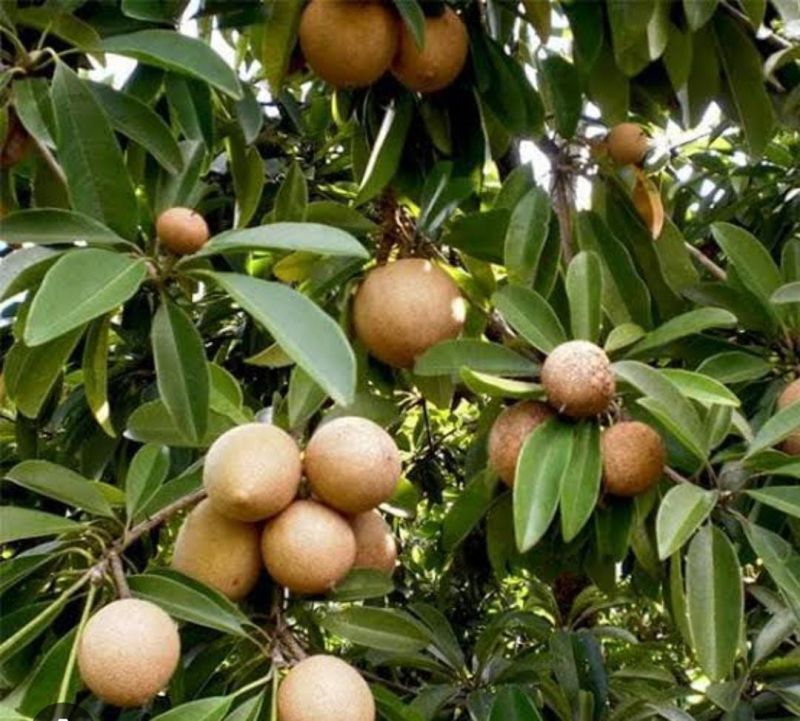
[261,500,356,594]
[351,510,397,574]
[278,655,375,721]
[392,7,469,93]
[778,379,800,455]
[304,416,401,513]
[299,0,398,89]
[353,258,466,368]
[601,421,665,497]
[541,340,616,418]
[77,599,180,708]
[488,401,554,486]
[203,423,302,522]
[156,207,209,255]
[606,123,649,166]
[171,499,262,600]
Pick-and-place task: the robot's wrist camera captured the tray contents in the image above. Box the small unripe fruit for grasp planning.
[261,500,356,594]
[541,340,615,418]
[351,511,397,574]
[488,401,554,486]
[304,416,401,513]
[353,258,466,368]
[171,499,261,600]
[605,123,650,166]
[278,655,375,721]
[299,0,398,89]
[602,421,665,497]
[156,207,209,255]
[392,7,469,93]
[203,423,302,522]
[77,599,180,708]
[778,379,800,455]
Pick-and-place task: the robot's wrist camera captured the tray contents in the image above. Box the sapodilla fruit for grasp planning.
[351,510,398,574]
[392,7,469,93]
[541,340,616,418]
[77,599,180,708]
[606,123,650,167]
[203,423,302,522]
[601,421,665,497]
[304,416,401,513]
[156,207,209,255]
[777,379,800,455]
[298,0,398,89]
[261,500,356,594]
[488,401,554,486]
[353,258,466,368]
[278,655,375,721]
[171,499,261,600]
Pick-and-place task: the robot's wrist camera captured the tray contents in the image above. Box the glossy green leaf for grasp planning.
[560,422,602,542]
[656,484,718,559]
[328,569,395,602]
[15,7,101,54]
[149,697,233,721]
[696,351,771,384]
[743,522,800,621]
[659,369,740,407]
[504,187,551,286]
[746,403,800,457]
[443,470,498,551]
[0,507,80,544]
[318,607,432,653]
[0,209,131,247]
[126,444,170,521]
[126,400,234,448]
[566,251,603,343]
[490,686,544,721]
[459,368,544,400]
[18,628,79,715]
[166,72,214,148]
[260,0,304,93]
[0,246,61,302]
[287,366,326,430]
[226,127,263,228]
[771,281,800,305]
[13,77,55,148]
[629,308,736,357]
[154,139,206,213]
[415,340,538,378]
[305,201,378,235]
[82,315,114,436]
[392,0,425,47]
[605,323,645,354]
[746,486,800,519]
[273,160,308,222]
[683,0,719,30]
[540,55,581,139]
[492,285,566,354]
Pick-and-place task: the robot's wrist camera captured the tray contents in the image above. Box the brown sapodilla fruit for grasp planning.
[541,340,616,418]
[171,499,262,600]
[351,510,398,574]
[278,655,375,721]
[606,123,650,167]
[304,416,401,513]
[488,401,555,486]
[601,421,665,497]
[203,423,302,522]
[392,7,469,93]
[298,0,398,89]
[261,500,356,594]
[77,599,180,708]
[353,258,466,368]
[778,379,800,455]
[156,207,209,255]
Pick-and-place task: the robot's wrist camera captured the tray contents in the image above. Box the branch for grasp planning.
[684,242,727,281]
[109,551,131,599]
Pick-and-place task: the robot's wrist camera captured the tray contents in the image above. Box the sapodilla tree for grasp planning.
[488,401,554,486]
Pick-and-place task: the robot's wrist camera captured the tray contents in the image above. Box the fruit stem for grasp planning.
[57,581,98,704]
[109,551,131,599]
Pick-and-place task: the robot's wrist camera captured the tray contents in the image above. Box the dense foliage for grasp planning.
[1,1,800,720]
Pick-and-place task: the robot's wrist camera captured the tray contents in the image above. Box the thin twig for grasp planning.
[109,551,131,599]
[665,467,692,485]
[684,242,728,281]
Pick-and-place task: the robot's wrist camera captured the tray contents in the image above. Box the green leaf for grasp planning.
[13,77,55,148]
[637,397,707,464]
[504,187,551,286]
[25,249,146,347]
[305,201,378,235]
[287,366,326,430]
[746,403,800,458]
[410,603,465,671]
[514,419,573,551]
[739,0,767,26]
[696,351,771,384]
[0,553,52,595]
[152,299,210,445]
[587,37,630,123]
[683,0,719,30]
[742,522,800,622]
[415,340,538,378]
[204,272,356,405]
[490,686,544,721]
[771,281,800,305]
[540,55,581,139]
[100,30,241,99]
[273,160,308,222]
[82,315,114,436]
[126,444,170,521]
[605,323,645,354]
[656,484,718,559]
[52,62,138,239]
[607,0,655,74]
[226,127,263,228]
[0,246,60,302]
[492,285,566,354]
[659,369,740,407]
[149,697,233,721]
[155,139,206,213]
[0,209,131,247]
[18,628,80,715]
[126,400,234,448]
[459,369,544,400]
[566,251,603,343]
[356,93,414,205]
[712,14,775,157]
[746,486,800,519]
[166,73,214,148]
[443,470,498,551]
[15,7,102,54]
[87,81,183,173]
[522,0,551,43]
[0,507,80,544]
[260,0,304,93]
[444,209,508,264]
[560,422,602,542]
[629,308,736,357]
[4,461,113,518]
[393,0,425,47]
[686,525,743,681]
[121,0,188,23]
[328,569,395,602]
[318,607,432,653]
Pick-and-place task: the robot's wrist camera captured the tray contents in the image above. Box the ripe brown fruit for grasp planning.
[777,379,800,455]
[156,207,209,255]
[171,499,261,600]
[304,416,401,513]
[351,510,397,574]
[77,599,180,708]
[541,340,616,418]
[278,655,375,721]
[488,401,555,486]
[602,421,665,497]
[261,500,356,594]
[392,7,469,93]
[353,258,466,368]
[203,423,302,522]
[298,0,398,89]
[605,123,650,167]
